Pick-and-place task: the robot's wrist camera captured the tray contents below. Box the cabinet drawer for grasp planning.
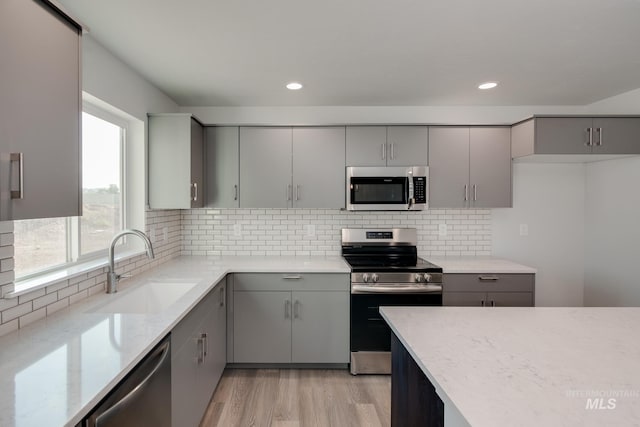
[444,273,534,293]
[233,273,349,292]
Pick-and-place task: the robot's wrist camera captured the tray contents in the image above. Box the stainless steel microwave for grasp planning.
[346,166,428,211]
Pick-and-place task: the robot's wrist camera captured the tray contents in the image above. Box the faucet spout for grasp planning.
[107,229,155,294]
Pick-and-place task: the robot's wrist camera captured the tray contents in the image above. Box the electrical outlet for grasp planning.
[519,224,529,236]
[163,227,168,241]
[233,223,242,236]
[305,224,316,238]
[438,223,447,237]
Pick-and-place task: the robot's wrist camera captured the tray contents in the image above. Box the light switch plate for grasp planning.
[438,223,447,237]
[519,224,529,236]
[233,223,242,236]
[305,224,316,238]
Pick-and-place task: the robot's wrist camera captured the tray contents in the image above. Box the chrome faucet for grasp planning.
[107,229,155,294]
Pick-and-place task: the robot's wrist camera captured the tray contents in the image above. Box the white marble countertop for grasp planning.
[0,255,349,427]
[428,256,537,274]
[380,306,640,427]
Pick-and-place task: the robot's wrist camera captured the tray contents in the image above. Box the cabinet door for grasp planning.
[386,126,428,166]
[442,292,486,307]
[149,114,195,209]
[233,291,291,363]
[205,127,239,208]
[428,127,470,208]
[346,126,387,166]
[190,118,205,208]
[535,117,593,154]
[292,127,345,208]
[592,118,640,155]
[486,292,533,307]
[291,291,350,363]
[240,127,292,208]
[0,0,81,220]
[469,128,512,208]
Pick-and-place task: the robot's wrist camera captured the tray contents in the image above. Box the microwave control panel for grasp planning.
[413,177,426,203]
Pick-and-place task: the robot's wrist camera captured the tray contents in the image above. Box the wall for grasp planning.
[0,35,181,337]
[492,163,586,306]
[182,208,491,257]
[584,156,640,306]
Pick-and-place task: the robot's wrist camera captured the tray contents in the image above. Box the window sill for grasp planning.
[4,250,147,299]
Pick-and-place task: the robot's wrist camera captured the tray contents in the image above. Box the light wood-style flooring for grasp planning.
[200,369,391,427]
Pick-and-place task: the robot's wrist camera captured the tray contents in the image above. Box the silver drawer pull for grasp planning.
[282,275,302,280]
[10,153,24,199]
[478,276,499,281]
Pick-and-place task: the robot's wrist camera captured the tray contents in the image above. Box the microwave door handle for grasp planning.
[407,177,414,210]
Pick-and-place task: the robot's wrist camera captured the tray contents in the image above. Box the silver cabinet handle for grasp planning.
[287,184,292,201]
[191,182,198,202]
[294,300,300,319]
[473,184,477,202]
[202,332,208,358]
[478,276,499,281]
[283,275,302,280]
[381,143,386,160]
[596,127,603,146]
[197,335,205,364]
[234,184,238,201]
[92,340,170,427]
[464,184,468,202]
[390,142,395,160]
[585,128,593,146]
[10,153,24,200]
[295,184,300,201]
[285,299,291,319]
[220,286,225,307]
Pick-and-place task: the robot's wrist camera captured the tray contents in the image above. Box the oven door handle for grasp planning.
[351,284,443,294]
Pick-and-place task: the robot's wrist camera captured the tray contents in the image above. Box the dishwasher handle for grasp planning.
[89,338,171,427]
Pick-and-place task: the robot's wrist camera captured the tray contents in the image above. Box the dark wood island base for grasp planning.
[391,333,445,427]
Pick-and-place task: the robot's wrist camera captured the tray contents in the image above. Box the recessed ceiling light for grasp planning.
[478,82,498,90]
[286,82,303,90]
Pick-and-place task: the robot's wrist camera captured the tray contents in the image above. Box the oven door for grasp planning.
[350,292,442,374]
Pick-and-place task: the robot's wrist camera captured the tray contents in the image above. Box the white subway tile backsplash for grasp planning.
[181,208,492,258]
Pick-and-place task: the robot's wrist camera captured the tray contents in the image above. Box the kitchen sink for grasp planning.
[89,281,199,314]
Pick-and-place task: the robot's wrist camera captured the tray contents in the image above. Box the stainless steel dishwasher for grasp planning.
[81,335,171,427]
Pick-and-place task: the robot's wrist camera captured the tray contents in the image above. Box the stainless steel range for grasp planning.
[342,228,443,375]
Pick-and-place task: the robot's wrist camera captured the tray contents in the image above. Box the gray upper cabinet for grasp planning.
[386,126,429,166]
[346,126,428,166]
[149,114,204,209]
[0,0,82,220]
[240,127,292,208]
[512,116,640,158]
[205,127,239,208]
[429,127,511,208]
[240,126,346,208]
[292,127,346,208]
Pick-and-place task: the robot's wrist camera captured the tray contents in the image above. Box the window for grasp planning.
[14,106,126,279]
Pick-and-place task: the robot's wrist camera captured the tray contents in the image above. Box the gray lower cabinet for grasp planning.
[231,273,350,364]
[0,0,82,220]
[511,116,640,158]
[429,127,511,208]
[172,279,226,427]
[239,127,346,208]
[443,273,535,307]
[149,114,205,209]
[205,126,240,208]
[346,126,428,166]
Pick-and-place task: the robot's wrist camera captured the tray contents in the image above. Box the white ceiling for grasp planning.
[58,0,640,107]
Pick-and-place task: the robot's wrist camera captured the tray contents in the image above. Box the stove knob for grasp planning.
[371,274,379,283]
[415,274,424,283]
[362,273,370,283]
[423,273,432,283]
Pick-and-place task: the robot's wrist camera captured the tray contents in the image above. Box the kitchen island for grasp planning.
[380,306,640,427]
